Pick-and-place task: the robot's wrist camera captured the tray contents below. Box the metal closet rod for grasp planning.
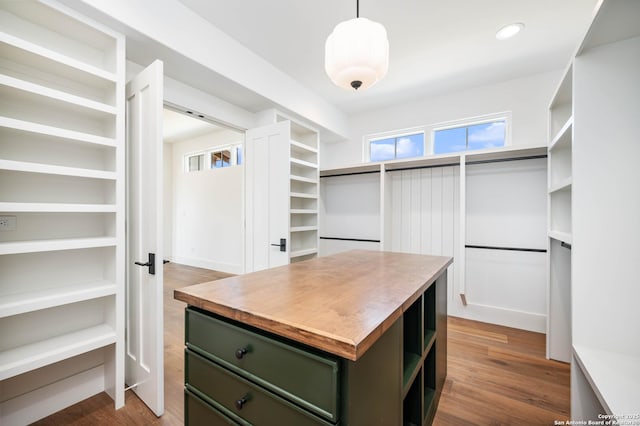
[465,244,547,253]
[320,170,381,178]
[561,241,572,250]
[320,236,381,243]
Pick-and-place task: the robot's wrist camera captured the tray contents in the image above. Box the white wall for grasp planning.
[169,128,244,274]
[321,70,561,169]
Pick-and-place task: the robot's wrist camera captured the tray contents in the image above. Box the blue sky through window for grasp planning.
[434,120,505,154]
[370,133,424,162]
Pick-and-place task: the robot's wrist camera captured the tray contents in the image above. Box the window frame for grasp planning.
[431,113,511,155]
[367,128,426,162]
[364,112,512,163]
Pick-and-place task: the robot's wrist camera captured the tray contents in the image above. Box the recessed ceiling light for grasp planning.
[496,23,524,40]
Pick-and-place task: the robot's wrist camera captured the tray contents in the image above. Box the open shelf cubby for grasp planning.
[423,343,437,422]
[402,296,422,392]
[403,367,422,426]
[423,285,436,352]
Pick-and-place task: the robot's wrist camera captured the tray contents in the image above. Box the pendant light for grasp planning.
[324,0,389,91]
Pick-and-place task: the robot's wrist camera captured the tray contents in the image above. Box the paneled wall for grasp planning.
[385,166,460,310]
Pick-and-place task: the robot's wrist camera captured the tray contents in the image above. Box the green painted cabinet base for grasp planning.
[182,270,447,425]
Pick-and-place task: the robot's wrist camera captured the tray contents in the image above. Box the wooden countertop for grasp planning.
[174,250,452,361]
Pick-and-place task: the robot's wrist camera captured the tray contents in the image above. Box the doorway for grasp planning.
[162,106,245,273]
[160,106,244,418]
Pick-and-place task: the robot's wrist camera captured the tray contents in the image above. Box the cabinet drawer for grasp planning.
[186,349,335,426]
[185,307,339,422]
[185,389,240,426]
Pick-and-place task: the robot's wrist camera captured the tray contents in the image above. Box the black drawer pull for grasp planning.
[235,347,248,359]
[235,395,249,410]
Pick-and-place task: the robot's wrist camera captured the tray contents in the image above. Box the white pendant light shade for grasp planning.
[325,17,389,90]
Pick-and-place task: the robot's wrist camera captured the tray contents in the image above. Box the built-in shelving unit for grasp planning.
[402,274,444,426]
[281,117,319,262]
[546,61,573,364]
[0,1,124,424]
[568,0,640,419]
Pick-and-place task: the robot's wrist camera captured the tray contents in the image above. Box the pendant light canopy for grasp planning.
[325,0,389,91]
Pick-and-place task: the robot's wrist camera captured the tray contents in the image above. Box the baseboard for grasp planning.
[172,255,243,275]
[0,365,105,425]
[448,300,546,333]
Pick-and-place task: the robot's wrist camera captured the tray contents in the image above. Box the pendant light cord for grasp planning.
[356,0,359,18]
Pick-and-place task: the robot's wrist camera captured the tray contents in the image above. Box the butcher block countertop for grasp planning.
[174,250,452,361]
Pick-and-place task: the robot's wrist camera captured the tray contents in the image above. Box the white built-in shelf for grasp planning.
[0,324,116,381]
[0,116,116,147]
[465,145,548,163]
[290,192,317,199]
[290,248,318,259]
[320,145,548,177]
[290,226,317,233]
[573,345,640,415]
[290,139,318,154]
[548,178,573,194]
[0,280,116,318]
[0,202,116,212]
[290,175,317,184]
[0,159,116,180]
[548,231,572,245]
[290,158,318,169]
[0,31,117,84]
[549,117,573,151]
[385,153,461,171]
[0,237,117,255]
[320,163,381,177]
[576,0,640,55]
[0,74,116,116]
[290,209,317,215]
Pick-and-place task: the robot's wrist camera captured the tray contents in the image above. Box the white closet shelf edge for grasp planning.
[0,324,116,381]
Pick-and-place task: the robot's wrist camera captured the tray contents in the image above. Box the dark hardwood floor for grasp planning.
[35,263,569,425]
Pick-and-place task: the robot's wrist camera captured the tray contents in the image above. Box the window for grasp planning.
[236,145,243,166]
[185,143,243,172]
[211,149,231,168]
[370,132,424,162]
[365,113,510,163]
[188,154,204,171]
[433,120,506,154]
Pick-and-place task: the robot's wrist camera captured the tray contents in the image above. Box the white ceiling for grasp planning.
[163,108,220,143]
[177,0,598,115]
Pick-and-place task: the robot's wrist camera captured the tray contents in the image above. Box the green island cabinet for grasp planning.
[174,250,451,425]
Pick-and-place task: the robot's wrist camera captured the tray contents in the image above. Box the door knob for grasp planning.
[134,253,168,275]
[270,238,286,252]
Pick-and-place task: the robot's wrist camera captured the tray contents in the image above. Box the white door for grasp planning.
[245,121,290,272]
[125,60,164,416]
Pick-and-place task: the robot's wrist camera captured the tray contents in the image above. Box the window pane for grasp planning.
[467,121,505,151]
[370,138,395,162]
[395,133,424,159]
[433,127,467,154]
[236,146,243,165]
[211,150,231,168]
[188,154,202,171]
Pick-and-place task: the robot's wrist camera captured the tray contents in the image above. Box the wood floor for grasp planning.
[35,263,569,425]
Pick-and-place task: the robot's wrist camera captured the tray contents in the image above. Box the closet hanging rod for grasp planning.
[561,241,572,250]
[320,236,381,243]
[465,154,547,166]
[465,244,546,253]
[320,170,381,178]
[385,162,459,173]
